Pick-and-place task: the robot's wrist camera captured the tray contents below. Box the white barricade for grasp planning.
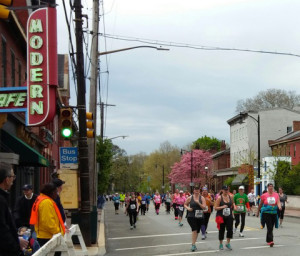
[32,224,88,256]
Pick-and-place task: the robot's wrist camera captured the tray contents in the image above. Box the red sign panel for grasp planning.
[26,7,57,126]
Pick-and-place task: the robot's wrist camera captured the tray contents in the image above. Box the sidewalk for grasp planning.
[73,209,106,256]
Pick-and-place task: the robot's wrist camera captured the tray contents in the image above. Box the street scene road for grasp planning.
[104,202,300,256]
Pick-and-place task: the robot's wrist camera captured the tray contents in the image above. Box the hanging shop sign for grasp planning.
[0,7,57,127]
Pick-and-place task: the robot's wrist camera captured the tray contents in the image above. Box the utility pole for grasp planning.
[88,0,99,226]
[99,102,116,139]
[74,0,91,246]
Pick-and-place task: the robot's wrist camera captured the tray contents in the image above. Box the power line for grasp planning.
[101,34,300,58]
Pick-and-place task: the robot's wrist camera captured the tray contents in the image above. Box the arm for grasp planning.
[277,196,282,211]
[214,196,227,211]
[136,199,139,212]
[184,196,193,211]
[200,196,206,210]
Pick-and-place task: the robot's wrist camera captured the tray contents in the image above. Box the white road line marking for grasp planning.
[152,250,219,256]
[241,245,285,249]
[108,232,191,240]
[116,242,206,251]
[115,237,262,251]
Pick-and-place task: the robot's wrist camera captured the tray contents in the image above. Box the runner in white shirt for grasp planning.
[247,189,256,216]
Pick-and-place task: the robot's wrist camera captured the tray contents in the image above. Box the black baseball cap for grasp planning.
[52,178,65,187]
[222,185,229,190]
[22,184,32,190]
[193,184,200,190]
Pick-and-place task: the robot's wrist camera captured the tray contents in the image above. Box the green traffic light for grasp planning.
[61,127,72,138]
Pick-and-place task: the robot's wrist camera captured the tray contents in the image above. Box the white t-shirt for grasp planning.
[247,192,256,203]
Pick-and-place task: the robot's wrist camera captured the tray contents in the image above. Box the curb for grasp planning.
[97,210,106,256]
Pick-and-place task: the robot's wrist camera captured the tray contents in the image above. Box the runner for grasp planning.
[215,185,234,250]
[146,192,151,212]
[120,193,125,208]
[202,187,212,238]
[233,186,250,237]
[112,193,120,214]
[125,192,130,216]
[256,183,281,247]
[125,193,139,229]
[278,187,288,227]
[165,191,172,214]
[247,189,256,216]
[209,189,215,214]
[184,185,206,252]
[140,193,147,215]
[172,189,180,220]
[176,190,186,226]
[154,192,161,215]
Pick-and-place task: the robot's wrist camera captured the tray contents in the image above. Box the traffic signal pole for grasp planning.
[74,0,91,246]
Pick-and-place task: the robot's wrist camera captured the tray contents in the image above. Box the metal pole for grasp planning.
[162,165,165,194]
[190,150,193,193]
[88,0,99,217]
[74,0,91,246]
[257,115,261,196]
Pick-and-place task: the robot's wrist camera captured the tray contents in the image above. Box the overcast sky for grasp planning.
[57,0,300,155]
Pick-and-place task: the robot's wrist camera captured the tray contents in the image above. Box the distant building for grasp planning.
[269,121,300,165]
[227,108,300,168]
[257,156,291,195]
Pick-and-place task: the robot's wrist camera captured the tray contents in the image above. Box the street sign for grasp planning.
[59,147,78,169]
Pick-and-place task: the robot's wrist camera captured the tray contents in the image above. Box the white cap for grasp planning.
[179,190,184,193]
[239,186,244,190]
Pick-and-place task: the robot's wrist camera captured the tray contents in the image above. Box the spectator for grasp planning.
[30,183,65,256]
[97,194,105,210]
[13,184,38,228]
[52,179,66,223]
[0,162,28,255]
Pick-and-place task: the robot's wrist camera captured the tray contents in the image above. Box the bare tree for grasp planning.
[236,89,300,113]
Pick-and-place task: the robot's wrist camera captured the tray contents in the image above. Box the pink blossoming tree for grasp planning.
[169,149,212,187]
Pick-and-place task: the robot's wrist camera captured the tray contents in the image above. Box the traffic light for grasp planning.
[60,108,73,139]
[86,112,94,138]
[0,0,13,20]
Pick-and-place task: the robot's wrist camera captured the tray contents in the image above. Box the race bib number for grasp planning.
[203,206,208,212]
[130,204,136,210]
[179,206,184,211]
[223,207,231,216]
[166,198,171,203]
[115,200,119,203]
[195,210,204,218]
[141,201,146,205]
[281,201,284,207]
[236,205,244,212]
[267,197,276,205]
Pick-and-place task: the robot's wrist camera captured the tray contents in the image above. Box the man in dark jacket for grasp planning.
[13,184,38,228]
[0,162,28,255]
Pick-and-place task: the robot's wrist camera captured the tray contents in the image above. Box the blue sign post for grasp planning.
[59,147,78,169]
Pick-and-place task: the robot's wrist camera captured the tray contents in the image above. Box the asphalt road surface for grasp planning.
[104,202,300,256]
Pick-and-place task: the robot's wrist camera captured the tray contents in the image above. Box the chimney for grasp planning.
[221,140,226,150]
[293,121,300,132]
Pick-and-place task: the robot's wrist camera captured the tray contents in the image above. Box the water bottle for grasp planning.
[22,229,31,241]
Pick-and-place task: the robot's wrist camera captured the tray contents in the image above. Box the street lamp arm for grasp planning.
[98,46,170,56]
[240,112,258,123]
[106,135,129,140]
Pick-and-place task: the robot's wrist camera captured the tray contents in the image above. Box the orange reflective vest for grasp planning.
[30,194,65,234]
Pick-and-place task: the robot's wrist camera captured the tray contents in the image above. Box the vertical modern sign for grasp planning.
[27,7,57,126]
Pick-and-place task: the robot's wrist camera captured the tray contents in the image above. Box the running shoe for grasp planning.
[233,228,237,234]
[190,244,197,252]
[219,244,224,250]
[267,241,274,247]
[239,233,244,237]
[130,226,133,230]
[253,213,256,216]
[201,234,206,240]
[226,243,232,250]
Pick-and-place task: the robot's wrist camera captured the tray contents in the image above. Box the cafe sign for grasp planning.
[0,7,57,127]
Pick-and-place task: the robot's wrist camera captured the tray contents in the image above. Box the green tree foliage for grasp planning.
[192,136,222,152]
[143,141,181,193]
[274,161,300,195]
[96,137,114,194]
